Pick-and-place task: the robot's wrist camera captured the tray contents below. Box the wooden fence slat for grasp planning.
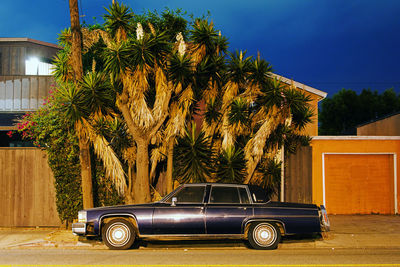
[0,148,61,227]
[7,150,15,226]
[14,149,24,226]
[285,146,313,204]
[0,149,5,225]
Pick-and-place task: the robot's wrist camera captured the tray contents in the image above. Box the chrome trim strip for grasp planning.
[139,234,244,240]
[247,215,318,218]
[259,206,319,211]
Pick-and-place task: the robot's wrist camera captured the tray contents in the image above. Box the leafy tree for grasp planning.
[319,88,400,135]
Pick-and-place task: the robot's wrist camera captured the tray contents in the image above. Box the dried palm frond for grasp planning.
[222,81,239,109]
[244,106,283,183]
[202,80,219,101]
[99,30,113,47]
[82,120,127,194]
[130,96,154,129]
[152,67,169,122]
[221,115,234,150]
[150,144,167,182]
[191,44,206,65]
[124,67,149,99]
[178,85,194,110]
[122,146,136,166]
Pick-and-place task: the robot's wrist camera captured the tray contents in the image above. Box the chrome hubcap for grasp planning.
[253,223,277,247]
[106,222,131,247]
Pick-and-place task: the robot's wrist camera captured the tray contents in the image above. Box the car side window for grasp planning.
[238,187,250,204]
[167,186,205,203]
[209,186,240,204]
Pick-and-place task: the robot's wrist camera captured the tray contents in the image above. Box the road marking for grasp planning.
[5,264,400,267]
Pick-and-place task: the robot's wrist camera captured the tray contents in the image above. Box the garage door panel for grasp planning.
[325,154,394,214]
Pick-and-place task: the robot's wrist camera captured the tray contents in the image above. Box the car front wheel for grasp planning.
[102,218,136,250]
[248,222,281,250]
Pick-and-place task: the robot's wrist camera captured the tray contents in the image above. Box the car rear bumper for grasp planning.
[72,223,87,236]
[319,205,330,232]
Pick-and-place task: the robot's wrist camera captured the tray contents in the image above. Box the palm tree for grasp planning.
[55,72,126,201]
[67,0,92,208]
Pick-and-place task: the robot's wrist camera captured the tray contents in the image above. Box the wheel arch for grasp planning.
[99,214,139,236]
[243,219,286,238]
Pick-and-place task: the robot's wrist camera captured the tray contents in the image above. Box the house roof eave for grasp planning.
[271,73,328,100]
[0,37,61,50]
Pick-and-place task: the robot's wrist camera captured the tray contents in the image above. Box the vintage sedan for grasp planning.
[72,183,330,250]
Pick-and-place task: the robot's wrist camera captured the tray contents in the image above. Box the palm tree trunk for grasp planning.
[165,137,174,194]
[134,140,151,203]
[69,0,93,209]
[79,137,94,208]
[68,0,83,81]
[125,165,135,204]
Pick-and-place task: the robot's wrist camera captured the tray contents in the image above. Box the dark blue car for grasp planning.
[72,183,330,250]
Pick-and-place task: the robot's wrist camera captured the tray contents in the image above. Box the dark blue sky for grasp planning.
[1,0,400,97]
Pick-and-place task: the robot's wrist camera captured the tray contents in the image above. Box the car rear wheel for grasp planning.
[248,222,280,250]
[102,218,136,250]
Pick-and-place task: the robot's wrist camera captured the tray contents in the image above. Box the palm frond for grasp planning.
[57,83,90,124]
[52,49,73,83]
[174,123,213,183]
[103,1,133,41]
[216,146,246,183]
[244,106,283,183]
[80,71,115,115]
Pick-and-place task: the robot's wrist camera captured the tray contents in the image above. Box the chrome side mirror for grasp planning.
[171,197,177,207]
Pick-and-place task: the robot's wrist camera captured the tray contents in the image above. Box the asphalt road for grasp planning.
[1,248,400,266]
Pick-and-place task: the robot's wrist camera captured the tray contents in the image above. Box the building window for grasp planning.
[25,57,54,75]
[0,131,34,147]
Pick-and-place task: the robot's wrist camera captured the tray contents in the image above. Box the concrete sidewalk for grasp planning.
[0,215,399,250]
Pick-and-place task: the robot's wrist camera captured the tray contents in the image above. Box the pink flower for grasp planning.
[6,131,13,138]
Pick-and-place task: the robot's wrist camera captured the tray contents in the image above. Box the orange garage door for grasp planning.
[325,154,395,214]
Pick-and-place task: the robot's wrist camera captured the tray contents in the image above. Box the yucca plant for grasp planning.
[103,1,133,41]
[215,146,246,183]
[174,124,213,184]
[257,158,282,196]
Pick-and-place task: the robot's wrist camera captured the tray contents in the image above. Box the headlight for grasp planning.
[78,210,87,223]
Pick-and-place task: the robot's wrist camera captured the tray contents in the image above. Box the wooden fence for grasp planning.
[0,148,61,227]
[285,146,313,203]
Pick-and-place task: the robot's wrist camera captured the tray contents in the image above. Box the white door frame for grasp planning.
[322,152,398,214]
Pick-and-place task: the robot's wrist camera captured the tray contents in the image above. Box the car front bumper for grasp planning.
[72,223,87,236]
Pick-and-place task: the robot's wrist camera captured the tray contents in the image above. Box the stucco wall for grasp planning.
[303,91,321,136]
